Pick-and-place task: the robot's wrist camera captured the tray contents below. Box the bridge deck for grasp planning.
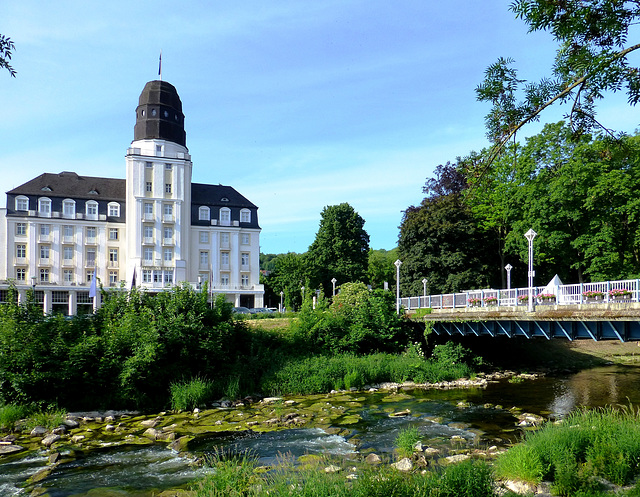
[417,303,640,341]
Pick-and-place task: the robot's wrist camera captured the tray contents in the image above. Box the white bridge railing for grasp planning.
[399,279,640,311]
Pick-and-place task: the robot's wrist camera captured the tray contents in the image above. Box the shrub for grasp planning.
[0,403,30,432]
[25,407,67,431]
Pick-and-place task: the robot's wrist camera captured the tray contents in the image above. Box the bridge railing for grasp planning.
[399,278,640,310]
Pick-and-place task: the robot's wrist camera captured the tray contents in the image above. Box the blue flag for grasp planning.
[89,271,97,298]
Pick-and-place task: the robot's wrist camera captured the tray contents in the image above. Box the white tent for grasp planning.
[542,274,564,301]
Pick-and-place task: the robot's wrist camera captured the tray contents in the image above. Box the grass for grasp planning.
[0,403,31,431]
[24,407,67,431]
[193,451,496,497]
[395,425,421,458]
[170,377,214,411]
[495,405,640,495]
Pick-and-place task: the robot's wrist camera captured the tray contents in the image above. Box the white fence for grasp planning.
[399,279,640,310]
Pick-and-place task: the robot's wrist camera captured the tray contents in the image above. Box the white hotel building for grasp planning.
[0,80,264,314]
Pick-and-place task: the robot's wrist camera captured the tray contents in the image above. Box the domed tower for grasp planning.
[134,80,186,146]
[125,80,193,287]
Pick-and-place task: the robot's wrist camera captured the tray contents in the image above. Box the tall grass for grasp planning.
[495,406,640,495]
[0,404,31,431]
[24,407,67,431]
[395,426,421,459]
[193,451,496,497]
[170,377,213,411]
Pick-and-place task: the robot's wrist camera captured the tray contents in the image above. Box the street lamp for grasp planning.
[280,291,284,313]
[524,229,537,312]
[505,264,512,290]
[331,278,337,297]
[197,274,202,291]
[394,259,402,314]
[422,278,428,308]
[31,275,37,290]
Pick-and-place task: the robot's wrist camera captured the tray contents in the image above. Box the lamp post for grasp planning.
[197,274,202,291]
[280,291,284,313]
[331,278,337,297]
[394,259,402,314]
[422,278,428,308]
[31,275,37,291]
[524,229,537,312]
[505,264,512,290]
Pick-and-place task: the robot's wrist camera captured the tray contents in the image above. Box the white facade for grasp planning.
[0,80,264,313]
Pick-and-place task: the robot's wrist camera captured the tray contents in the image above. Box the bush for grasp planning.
[0,403,30,431]
[395,426,420,458]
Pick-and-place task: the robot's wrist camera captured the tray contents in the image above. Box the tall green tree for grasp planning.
[476,0,640,168]
[367,248,398,290]
[398,163,499,296]
[307,203,370,296]
[262,252,308,310]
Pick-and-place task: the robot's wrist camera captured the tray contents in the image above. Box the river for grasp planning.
[1,364,639,496]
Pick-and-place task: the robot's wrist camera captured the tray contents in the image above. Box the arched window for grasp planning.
[219,207,231,226]
[15,196,29,211]
[63,199,76,218]
[86,200,99,219]
[38,197,51,217]
[240,209,251,223]
[108,202,120,217]
[199,206,210,221]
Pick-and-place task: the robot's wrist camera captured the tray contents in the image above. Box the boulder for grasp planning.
[324,464,342,473]
[365,453,382,465]
[444,454,470,464]
[0,444,25,455]
[41,434,61,447]
[391,458,413,472]
[30,426,48,437]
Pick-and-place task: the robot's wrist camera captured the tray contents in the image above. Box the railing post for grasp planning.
[636,279,640,303]
[579,283,584,304]
[428,294,432,308]
[481,289,484,307]
[606,281,611,303]
[465,291,469,308]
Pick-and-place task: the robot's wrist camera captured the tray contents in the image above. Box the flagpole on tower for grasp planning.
[158,50,162,81]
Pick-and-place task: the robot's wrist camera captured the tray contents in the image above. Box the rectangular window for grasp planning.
[86,227,96,239]
[221,251,230,267]
[40,245,50,260]
[241,252,249,267]
[146,181,152,193]
[165,183,172,194]
[220,232,229,246]
[39,268,49,283]
[16,244,26,258]
[16,268,26,281]
[164,270,173,284]
[145,161,153,168]
[63,246,73,261]
[164,204,173,216]
[144,202,153,214]
[86,248,96,266]
[17,197,29,211]
[241,274,249,287]
[109,228,119,240]
[143,269,152,283]
[40,224,50,236]
[144,247,153,262]
[163,226,173,240]
[220,273,229,286]
[108,204,120,217]
[86,203,98,216]
[156,145,162,154]
[63,201,75,216]
[241,233,250,245]
[16,223,27,236]
[63,225,74,238]
[163,248,173,261]
[143,225,154,239]
[240,210,251,223]
[199,251,209,266]
[199,206,210,221]
[199,231,209,244]
[64,269,73,283]
[165,163,172,170]
[220,209,230,224]
[109,248,118,266]
[109,271,118,285]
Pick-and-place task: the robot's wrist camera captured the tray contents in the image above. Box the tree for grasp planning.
[307,203,370,296]
[262,252,308,310]
[398,163,499,296]
[1,34,16,77]
[476,0,640,168]
[367,248,398,290]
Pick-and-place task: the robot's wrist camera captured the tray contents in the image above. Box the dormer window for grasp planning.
[86,200,98,219]
[41,186,52,192]
[63,199,76,218]
[221,197,229,202]
[38,197,51,217]
[240,209,251,223]
[15,196,29,211]
[199,206,210,221]
[219,207,231,226]
[108,202,120,217]
[88,189,99,195]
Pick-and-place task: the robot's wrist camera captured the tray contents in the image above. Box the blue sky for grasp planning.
[1,1,638,254]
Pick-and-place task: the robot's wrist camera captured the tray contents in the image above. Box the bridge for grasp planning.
[400,278,640,342]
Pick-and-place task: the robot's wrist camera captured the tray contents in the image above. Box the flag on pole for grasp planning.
[130,267,137,290]
[158,50,162,79]
[89,270,97,298]
[209,261,213,308]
